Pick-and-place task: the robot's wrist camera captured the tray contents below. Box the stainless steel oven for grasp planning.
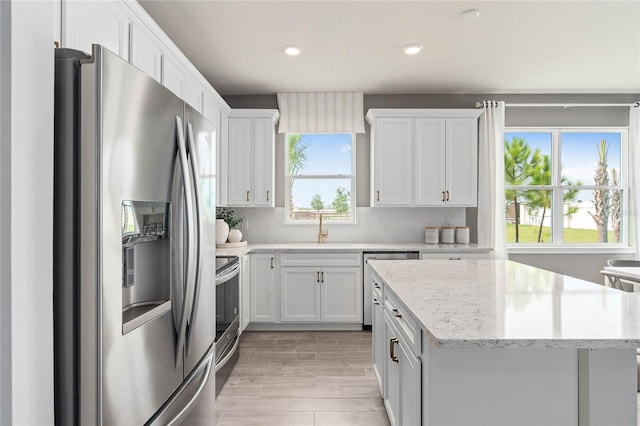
[214,256,240,396]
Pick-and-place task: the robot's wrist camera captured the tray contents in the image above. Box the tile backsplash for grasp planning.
[228,207,466,243]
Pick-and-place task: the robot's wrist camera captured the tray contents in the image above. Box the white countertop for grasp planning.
[369,259,640,349]
[216,242,490,257]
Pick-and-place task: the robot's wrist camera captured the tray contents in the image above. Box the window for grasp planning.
[285,133,355,223]
[504,128,627,246]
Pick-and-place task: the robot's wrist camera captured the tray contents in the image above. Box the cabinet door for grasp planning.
[130,24,162,82]
[217,110,229,207]
[446,118,478,206]
[185,74,203,113]
[240,255,251,332]
[372,293,385,394]
[372,118,413,206]
[162,54,185,99]
[227,118,253,206]
[321,267,362,322]
[250,254,277,322]
[63,0,129,60]
[415,118,447,206]
[280,267,321,321]
[399,335,421,426]
[252,118,274,206]
[384,314,401,426]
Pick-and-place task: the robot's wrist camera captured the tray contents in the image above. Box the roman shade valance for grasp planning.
[277,92,365,134]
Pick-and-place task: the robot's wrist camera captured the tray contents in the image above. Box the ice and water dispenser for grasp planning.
[121,200,171,334]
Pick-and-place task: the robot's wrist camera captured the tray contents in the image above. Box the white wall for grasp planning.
[0,2,55,424]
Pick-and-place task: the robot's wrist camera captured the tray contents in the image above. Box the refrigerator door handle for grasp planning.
[175,116,196,368]
[185,122,203,356]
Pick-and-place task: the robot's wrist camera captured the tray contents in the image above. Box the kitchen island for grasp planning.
[368,259,640,426]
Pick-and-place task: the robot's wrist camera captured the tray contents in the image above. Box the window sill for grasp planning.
[507,246,637,255]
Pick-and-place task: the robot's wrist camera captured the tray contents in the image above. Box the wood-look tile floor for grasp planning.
[215,330,390,426]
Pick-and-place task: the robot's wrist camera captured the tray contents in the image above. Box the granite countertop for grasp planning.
[216,242,491,257]
[369,259,640,350]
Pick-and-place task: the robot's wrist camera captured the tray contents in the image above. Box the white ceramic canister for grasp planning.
[215,219,230,245]
[455,226,470,244]
[440,226,455,244]
[425,227,439,244]
[228,229,243,243]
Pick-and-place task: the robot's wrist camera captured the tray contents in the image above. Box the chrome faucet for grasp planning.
[318,213,329,243]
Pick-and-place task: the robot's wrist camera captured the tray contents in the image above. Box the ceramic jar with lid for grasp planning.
[440,226,455,244]
[455,226,470,244]
[425,227,439,244]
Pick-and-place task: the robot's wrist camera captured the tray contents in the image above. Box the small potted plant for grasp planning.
[216,207,244,244]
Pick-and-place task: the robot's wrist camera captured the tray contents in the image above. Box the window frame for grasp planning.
[504,126,629,249]
[284,132,357,224]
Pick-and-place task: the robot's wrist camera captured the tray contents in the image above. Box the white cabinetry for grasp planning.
[62,0,130,59]
[61,0,227,128]
[367,109,482,207]
[415,118,479,206]
[130,24,161,82]
[250,254,278,322]
[371,118,413,205]
[279,254,363,323]
[239,254,251,333]
[227,110,279,207]
[371,278,385,394]
[372,270,422,426]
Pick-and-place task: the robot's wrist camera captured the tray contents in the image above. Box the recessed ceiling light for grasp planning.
[459,9,480,21]
[402,44,423,55]
[283,45,302,56]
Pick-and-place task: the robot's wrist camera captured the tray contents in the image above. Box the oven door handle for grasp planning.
[216,262,240,286]
[215,334,240,373]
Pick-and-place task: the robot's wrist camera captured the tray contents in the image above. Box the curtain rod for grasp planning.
[476,101,640,108]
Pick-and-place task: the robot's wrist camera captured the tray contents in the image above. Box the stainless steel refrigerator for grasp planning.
[54,45,217,425]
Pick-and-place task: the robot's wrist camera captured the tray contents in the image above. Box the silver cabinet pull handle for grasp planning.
[373,282,381,289]
[377,190,380,202]
[446,190,450,201]
[390,338,399,362]
[442,191,445,202]
[372,298,380,305]
[270,257,274,269]
[246,190,250,202]
[392,308,402,319]
[321,271,324,283]
[317,271,320,282]
[266,190,270,202]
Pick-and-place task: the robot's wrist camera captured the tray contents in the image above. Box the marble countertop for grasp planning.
[216,242,490,257]
[369,259,640,349]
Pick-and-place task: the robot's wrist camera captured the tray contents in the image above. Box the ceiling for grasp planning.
[138,0,640,96]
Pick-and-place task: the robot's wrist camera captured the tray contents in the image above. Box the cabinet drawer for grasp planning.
[280,253,362,267]
[420,252,488,260]
[384,290,420,354]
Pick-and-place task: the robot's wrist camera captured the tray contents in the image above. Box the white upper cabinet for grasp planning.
[367,109,482,207]
[371,118,413,206]
[227,110,279,207]
[62,0,130,59]
[130,24,162,82]
[61,0,227,125]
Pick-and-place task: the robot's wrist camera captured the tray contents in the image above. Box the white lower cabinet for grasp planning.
[250,253,278,322]
[372,283,385,393]
[279,253,363,323]
[372,268,422,426]
[383,312,421,426]
[280,266,362,322]
[239,254,251,332]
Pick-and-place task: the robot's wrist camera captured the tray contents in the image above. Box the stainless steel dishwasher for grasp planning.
[363,251,420,328]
